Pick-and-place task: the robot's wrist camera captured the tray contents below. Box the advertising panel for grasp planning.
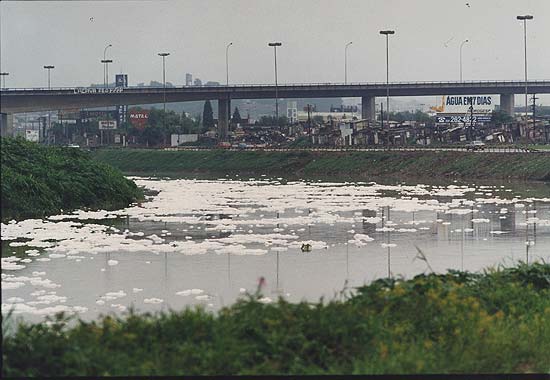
[437,95,494,114]
[116,105,128,124]
[80,110,117,122]
[129,109,149,129]
[115,74,128,88]
[435,115,492,124]
[58,109,81,118]
[25,130,40,142]
[99,120,117,130]
[171,134,198,146]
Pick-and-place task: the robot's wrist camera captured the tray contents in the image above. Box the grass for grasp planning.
[1,138,143,221]
[92,148,550,182]
[2,262,550,376]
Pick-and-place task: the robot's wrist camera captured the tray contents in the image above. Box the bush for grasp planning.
[2,263,550,375]
[0,137,143,220]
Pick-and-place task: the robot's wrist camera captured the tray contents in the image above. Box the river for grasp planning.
[2,176,550,322]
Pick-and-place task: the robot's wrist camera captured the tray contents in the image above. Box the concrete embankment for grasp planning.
[91,148,550,182]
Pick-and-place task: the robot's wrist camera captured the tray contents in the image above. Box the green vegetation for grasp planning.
[202,100,215,130]
[3,263,550,376]
[91,148,550,182]
[1,138,143,221]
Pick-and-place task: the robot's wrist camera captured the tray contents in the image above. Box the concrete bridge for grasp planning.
[2,80,550,138]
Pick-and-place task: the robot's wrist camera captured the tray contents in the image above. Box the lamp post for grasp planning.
[0,72,8,89]
[102,44,112,88]
[345,41,353,84]
[43,65,54,143]
[379,30,395,147]
[517,15,533,122]
[158,52,170,132]
[459,39,469,82]
[226,42,233,86]
[268,42,282,124]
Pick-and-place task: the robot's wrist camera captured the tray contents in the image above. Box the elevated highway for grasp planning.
[2,80,550,138]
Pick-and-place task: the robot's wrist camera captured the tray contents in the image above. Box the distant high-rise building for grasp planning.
[194,78,202,86]
[185,73,192,86]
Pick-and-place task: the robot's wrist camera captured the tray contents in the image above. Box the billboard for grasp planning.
[115,74,128,88]
[80,110,117,122]
[25,130,39,142]
[58,109,81,118]
[99,120,117,130]
[129,109,149,129]
[116,105,128,124]
[287,101,298,123]
[171,134,198,146]
[437,95,494,114]
[435,115,492,124]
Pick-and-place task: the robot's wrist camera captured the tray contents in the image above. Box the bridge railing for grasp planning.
[1,79,550,92]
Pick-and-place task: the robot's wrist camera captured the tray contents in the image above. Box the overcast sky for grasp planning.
[1,0,548,103]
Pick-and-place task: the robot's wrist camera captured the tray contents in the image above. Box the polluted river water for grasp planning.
[2,176,550,322]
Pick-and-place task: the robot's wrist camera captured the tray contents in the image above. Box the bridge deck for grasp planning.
[2,80,550,113]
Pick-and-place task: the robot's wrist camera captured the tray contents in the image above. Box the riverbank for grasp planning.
[92,148,550,182]
[1,138,143,221]
[3,262,549,376]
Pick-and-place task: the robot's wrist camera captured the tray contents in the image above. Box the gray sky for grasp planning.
[1,0,549,103]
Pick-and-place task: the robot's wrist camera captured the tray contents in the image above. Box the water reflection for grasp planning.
[2,178,550,322]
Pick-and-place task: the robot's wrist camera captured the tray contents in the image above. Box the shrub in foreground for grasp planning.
[2,263,550,376]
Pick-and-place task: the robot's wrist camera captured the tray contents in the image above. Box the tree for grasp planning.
[202,100,214,131]
[232,107,242,123]
[491,110,513,125]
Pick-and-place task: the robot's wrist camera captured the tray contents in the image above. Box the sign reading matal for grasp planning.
[439,95,494,114]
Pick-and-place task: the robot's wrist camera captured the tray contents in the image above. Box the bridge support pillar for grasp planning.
[361,96,376,122]
[0,113,14,137]
[218,97,230,141]
[500,94,515,117]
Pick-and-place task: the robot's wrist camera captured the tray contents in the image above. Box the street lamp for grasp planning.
[158,52,170,132]
[379,30,395,146]
[226,42,233,86]
[102,44,113,88]
[459,39,469,82]
[268,42,282,124]
[345,41,352,84]
[0,72,8,89]
[43,65,55,143]
[517,15,533,122]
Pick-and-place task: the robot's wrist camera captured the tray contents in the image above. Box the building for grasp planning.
[185,73,192,86]
[193,78,202,86]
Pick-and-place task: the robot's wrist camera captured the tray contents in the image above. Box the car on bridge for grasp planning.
[466,141,486,151]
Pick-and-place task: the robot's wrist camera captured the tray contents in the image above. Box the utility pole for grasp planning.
[380,102,384,146]
[0,72,8,89]
[43,65,54,144]
[158,52,170,133]
[531,95,538,132]
[379,30,395,147]
[345,41,352,84]
[102,44,113,88]
[517,15,533,124]
[469,104,474,141]
[226,42,233,86]
[268,42,282,125]
[459,39,469,82]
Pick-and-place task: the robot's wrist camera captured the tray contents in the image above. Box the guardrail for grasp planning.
[160,146,548,154]
[2,80,550,92]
